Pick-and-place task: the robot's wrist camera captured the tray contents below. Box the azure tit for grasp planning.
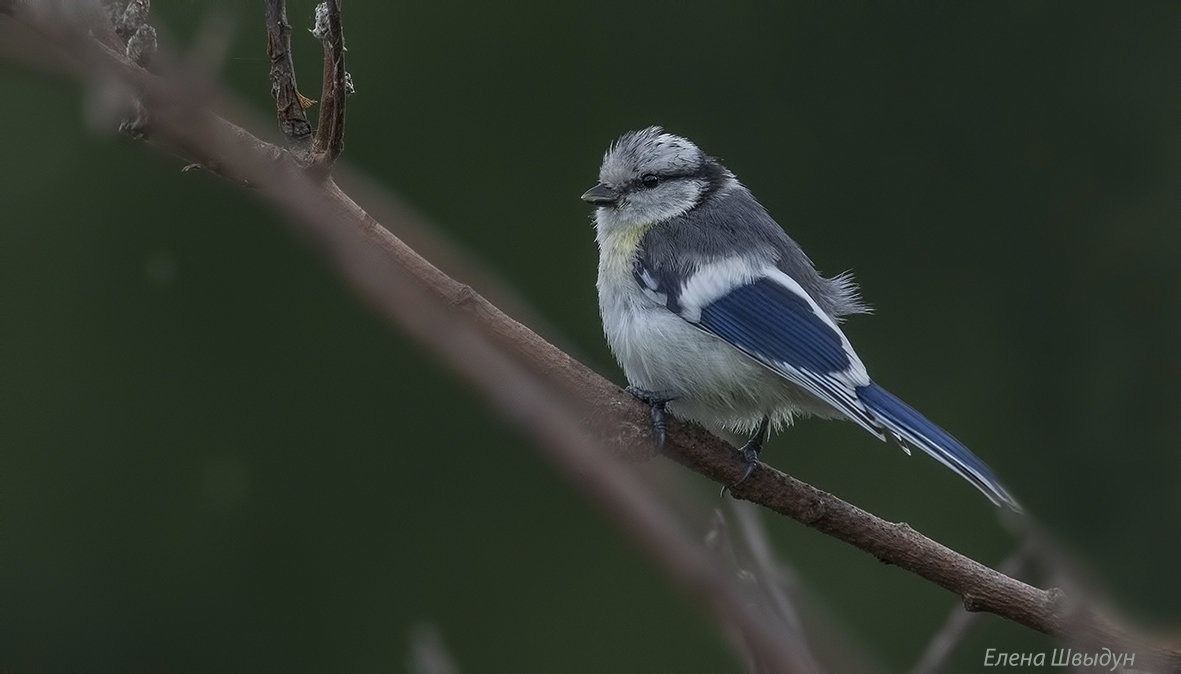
[583,127,1018,509]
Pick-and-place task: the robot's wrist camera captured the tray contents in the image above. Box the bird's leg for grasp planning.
[625,386,678,450]
[728,416,770,491]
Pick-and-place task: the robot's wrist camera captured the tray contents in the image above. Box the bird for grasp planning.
[582,126,1019,510]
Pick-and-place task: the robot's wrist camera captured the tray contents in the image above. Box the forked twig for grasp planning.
[264,0,312,144]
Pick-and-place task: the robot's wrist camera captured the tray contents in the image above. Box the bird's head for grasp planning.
[583,127,733,233]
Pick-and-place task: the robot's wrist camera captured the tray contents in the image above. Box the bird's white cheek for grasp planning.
[593,181,704,234]
[624,182,703,225]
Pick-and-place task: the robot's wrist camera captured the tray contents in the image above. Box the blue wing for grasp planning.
[636,259,1020,509]
[699,278,851,372]
[637,259,884,437]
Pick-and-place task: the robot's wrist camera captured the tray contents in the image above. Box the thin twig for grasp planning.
[264,0,312,144]
[310,0,347,165]
[728,499,881,673]
[3,9,1180,671]
[702,508,773,672]
[726,500,823,672]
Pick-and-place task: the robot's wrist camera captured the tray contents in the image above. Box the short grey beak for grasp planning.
[581,183,618,206]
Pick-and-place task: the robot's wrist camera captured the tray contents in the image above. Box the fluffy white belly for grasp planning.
[598,269,837,438]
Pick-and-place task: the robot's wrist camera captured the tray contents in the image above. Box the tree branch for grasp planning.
[309,0,347,165]
[3,7,1179,670]
[264,0,312,144]
[913,541,1035,673]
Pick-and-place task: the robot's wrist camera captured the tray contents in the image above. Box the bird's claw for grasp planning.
[720,449,760,496]
[650,406,667,448]
[721,416,770,497]
[626,386,678,451]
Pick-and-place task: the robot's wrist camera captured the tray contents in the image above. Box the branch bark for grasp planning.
[913,541,1035,673]
[264,0,312,144]
[309,0,347,165]
[2,6,1179,671]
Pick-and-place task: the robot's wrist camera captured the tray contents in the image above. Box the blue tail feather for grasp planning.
[856,383,1020,510]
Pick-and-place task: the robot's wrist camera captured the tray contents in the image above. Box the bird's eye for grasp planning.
[641,174,660,189]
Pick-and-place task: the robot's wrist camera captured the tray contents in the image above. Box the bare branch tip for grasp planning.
[265,0,313,144]
[308,0,347,166]
[125,23,156,66]
[1046,587,1069,615]
[114,0,150,42]
[310,3,330,40]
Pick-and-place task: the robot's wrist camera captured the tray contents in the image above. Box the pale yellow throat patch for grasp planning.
[598,223,655,278]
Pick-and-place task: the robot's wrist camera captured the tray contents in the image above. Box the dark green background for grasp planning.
[3,1,1179,671]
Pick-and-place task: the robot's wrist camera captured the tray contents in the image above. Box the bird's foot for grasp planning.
[736,444,762,483]
[625,386,678,450]
[722,416,771,496]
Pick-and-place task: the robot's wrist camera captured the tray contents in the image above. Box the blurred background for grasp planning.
[2,1,1180,670]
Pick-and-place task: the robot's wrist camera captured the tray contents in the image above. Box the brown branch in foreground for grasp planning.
[1,10,804,673]
[264,0,312,144]
[3,9,1180,671]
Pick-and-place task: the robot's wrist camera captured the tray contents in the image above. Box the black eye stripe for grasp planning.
[631,170,701,189]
